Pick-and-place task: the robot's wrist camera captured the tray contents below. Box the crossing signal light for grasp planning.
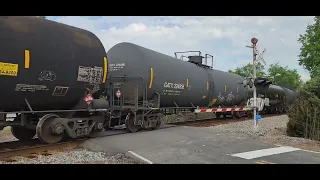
[254,77,272,87]
[239,77,272,88]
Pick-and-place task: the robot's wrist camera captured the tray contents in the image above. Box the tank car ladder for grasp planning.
[207,72,215,107]
[106,76,157,131]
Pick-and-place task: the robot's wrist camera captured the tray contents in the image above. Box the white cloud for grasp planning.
[49,16,314,82]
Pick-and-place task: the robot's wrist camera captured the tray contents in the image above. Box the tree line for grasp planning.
[286,16,320,141]
[228,16,320,98]
[229,16,320,141]
[297,16,320,98]
[228,62,302,91]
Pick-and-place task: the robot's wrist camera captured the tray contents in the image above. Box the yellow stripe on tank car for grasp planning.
[149,68,153,88]
[24,50,30,69]
[206,82,209,90]
[102,57,108,83]
[224,85,227,92]
[237,86,239,94]
[186,79,189,88]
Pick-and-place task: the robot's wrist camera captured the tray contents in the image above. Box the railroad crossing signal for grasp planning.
[255,47,266,65]
[245,37,267,133]
[116,90,121,99]
[241,77,271,89]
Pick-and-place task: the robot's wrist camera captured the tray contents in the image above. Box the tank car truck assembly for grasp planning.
[0,16,298,144]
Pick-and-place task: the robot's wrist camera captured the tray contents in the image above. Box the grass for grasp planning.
[0,126,12,139]
[2,126,10,131]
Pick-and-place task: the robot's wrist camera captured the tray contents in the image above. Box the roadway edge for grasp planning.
[125,151,154,164]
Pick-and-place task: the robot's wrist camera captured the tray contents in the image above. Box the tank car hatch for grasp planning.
[174,51,214,69]
[188,55,203,64]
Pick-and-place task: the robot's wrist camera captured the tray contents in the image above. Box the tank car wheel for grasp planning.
[151,121,161,130]
[246,111,253,118]
[89,129,103,138]
[125,114,140,133]
[36,114,64,144]
[89,121,104,138]
[11,126,36,141]
[222,113,227,119]
[151,113,162,130]
[99,112,112,130]
[215,112,222,119]
[232,111,241,119]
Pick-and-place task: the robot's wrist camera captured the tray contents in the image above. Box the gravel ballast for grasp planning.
[0,149,141,164]
[208,114,320,152]
[0,127,17,143]
[1,114,320,164]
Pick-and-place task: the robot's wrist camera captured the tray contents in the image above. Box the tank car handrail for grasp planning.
[174,51,202,59]
[180,55,188,61]
[204,54,214,69]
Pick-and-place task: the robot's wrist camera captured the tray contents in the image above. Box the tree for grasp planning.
[267,63,302,90]
[302,76,320,98]
[229,62,302,90]
[298,16,320,78]
[228,62,266,78]
[287,16,320,141]
[297,16,320,97]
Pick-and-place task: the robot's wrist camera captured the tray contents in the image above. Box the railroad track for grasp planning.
[0,139,84,163]
[170,113,282,127]
[0,113,284,163]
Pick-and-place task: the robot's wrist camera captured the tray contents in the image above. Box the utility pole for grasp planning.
[246,37,264,132]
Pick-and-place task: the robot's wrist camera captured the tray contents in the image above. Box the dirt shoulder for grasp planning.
[0,127,16,142]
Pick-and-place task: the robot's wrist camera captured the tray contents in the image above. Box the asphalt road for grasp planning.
[81,125,320,164]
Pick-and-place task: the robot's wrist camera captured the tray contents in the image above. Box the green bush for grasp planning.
[287,90,320,141]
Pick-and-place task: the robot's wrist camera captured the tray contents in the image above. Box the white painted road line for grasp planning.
[126,151,153,164]
[274,144,320,154]
[231,146,301,160]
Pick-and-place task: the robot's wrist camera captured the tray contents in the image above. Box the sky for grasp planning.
[47,16,314,82]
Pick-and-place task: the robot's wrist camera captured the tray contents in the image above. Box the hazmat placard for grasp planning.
[0,62,18,76]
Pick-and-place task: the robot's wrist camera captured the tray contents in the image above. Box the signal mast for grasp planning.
[245,37,266,132]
